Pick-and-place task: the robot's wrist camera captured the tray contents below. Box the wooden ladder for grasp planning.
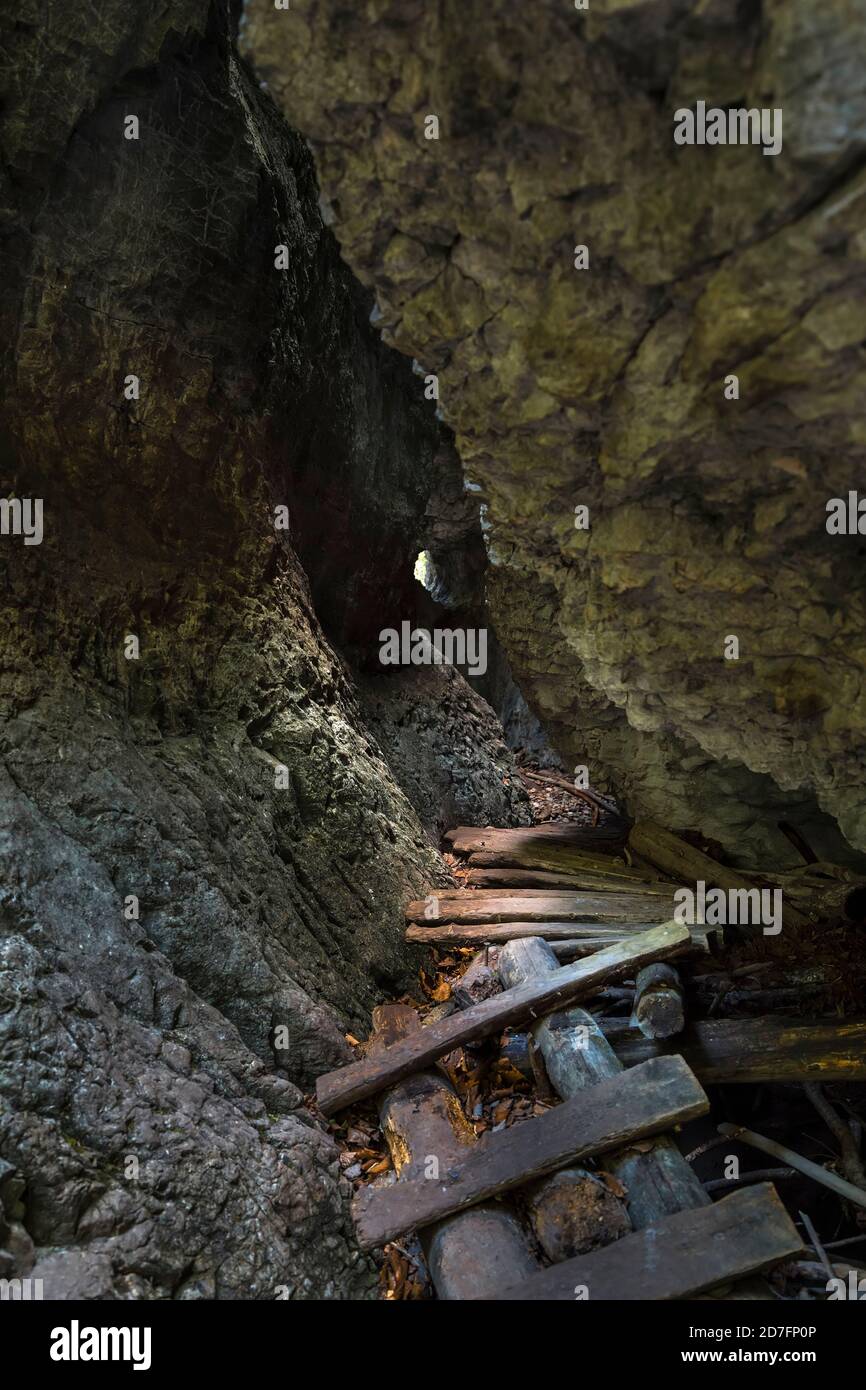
[315,824,809,1298]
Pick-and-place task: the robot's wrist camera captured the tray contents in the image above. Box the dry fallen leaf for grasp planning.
[364,1156,391,1176]
[598,1170,628,1199]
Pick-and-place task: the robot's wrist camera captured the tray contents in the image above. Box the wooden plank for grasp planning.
[352,1054,708,1249]
[498,938,770,1302]
[369,1005,538,1299]
[445,823,628,857]
[630,819,809,931]
[406,889,676,925]
[316,919,690,1115]
[631,962,685,1040]
[406,920,711,953]
[424,886,671,901]
[606,1015,866,1084]
[491,1184,803,1301]
[446,958,630,1259]
[407,921,638,946]
[468,847,658,879]
[499,937,709,1232]
[550,928,713,959]
[464,866,671,892]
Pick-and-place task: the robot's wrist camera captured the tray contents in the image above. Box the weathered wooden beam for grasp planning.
[464,866,670,893]
[498,937,709,1232]
[605,1015,866,1084]
[491,1184,803,1301]
[629,819,809,931]
[447,954,629,1256]
[406,920,711,954]
[631,962,685,1040]
[524,1168,631,1262]
[352,1055,708,1250]
[740,863,866,923]
[407,921,634,946]
[369,1005,538,1299]
[445,823,629,858]
[468,847,652,877]
[406,889,676,926]
[317,920,689,1115]
[551,931,713,960]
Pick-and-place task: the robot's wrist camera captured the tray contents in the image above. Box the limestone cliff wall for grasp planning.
[243,0,866,866]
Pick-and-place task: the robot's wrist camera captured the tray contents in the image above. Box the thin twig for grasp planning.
[519,767,622,820]
[804,1082,866,1192]
[704,1167,795,1193]
[685,1132,737,1164]
[824,1234,866,1252]
[717,1122,866,1211]
[799,1209,834,1281]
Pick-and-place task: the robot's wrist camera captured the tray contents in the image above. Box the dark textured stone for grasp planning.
[0,0,505,1299]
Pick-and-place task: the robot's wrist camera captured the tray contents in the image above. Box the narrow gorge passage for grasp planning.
[1,0,866,1346]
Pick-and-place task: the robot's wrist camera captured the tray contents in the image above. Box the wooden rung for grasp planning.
[316,920,689,1116]
[464,866,672,892]
[406,920,711,953]
[406,890,676,925]
[406,921,634,945]
[431,883,673,900]
[352,1054,708,1249]
[491,1184,803,1300]
[468,848,655,878]
[369,1004,539,1297]
[445,823,627,851]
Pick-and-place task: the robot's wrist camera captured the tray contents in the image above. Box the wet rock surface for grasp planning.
[243,0,866,863]
[0,0,482,1299]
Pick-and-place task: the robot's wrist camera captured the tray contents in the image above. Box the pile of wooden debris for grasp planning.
[317,814,866,1300]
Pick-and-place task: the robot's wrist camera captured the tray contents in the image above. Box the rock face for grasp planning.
[243,0,866,865]
[358,663,531,840]
[0,0,521,1299]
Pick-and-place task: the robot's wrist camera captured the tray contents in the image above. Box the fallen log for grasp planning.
[463,866,670,892]
[406,888,677,926]
[422,884,675,903]
[450,949,500,1009]
[369,1005,538,1299]
[445,823,629,858]
[630,962,685,1040]
[468,847,654,878]
[491,1184,803,1301]
[629,819,809,932]
[740,862,866,924]
[498,937,709,1231]
[407,920,712,954]
[407,921,636,946]
[448,955,624,1254]
[605,1015,866,1084]
[524,1168,631,1262]
[317,920,690,1115]
[352,1054,708,1249]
